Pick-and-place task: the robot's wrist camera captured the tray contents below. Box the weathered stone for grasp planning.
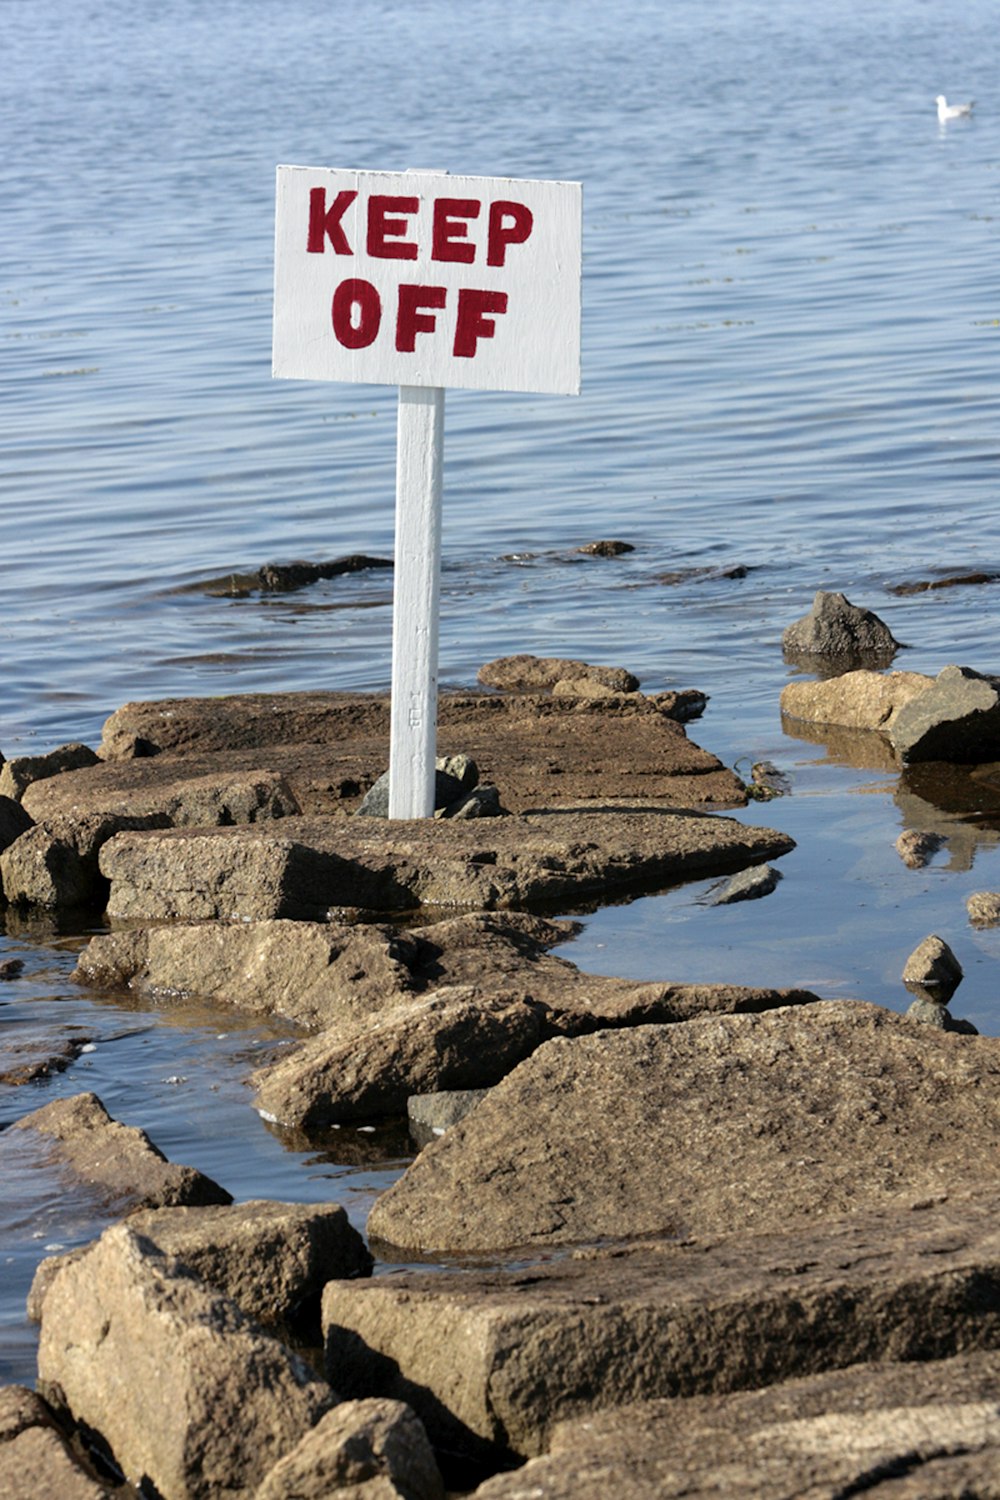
[0,1028,94,1085]
[10,1093,231,1214]
[324,1192,1000,1465]
[577,539,634,557]
[905,996,951,1028]
[551,676,625,700]
[256,1399,444,1500]
[707,863,780,904]
[367,1002,998,1256]
[0,743,100,802]
[1,812,170,908]
[889,569,1000,595]
[408,1089,489,1147]
[439,784,503,819]
[252,990,548,1129]
[896,828,945,868]
[889,664,1000,763]
[29,1199,371,1334]
[968,890,1000,926]
[21,765,301,827]
[94,689,742,812]
[97,808,794,921]
[781,591,900,664]
[780,669,931,732]
[902,933,963,999]
[473,1350,1000,1497]
[0,1385,111,1499]
[357,757,478,818]
[37,1222,333,1500]
[478,655,640,693]
[0,794,33,855]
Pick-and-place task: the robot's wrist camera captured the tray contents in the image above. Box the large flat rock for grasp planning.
[323,1191,1000,1465]
[367,1001,1000,1255]
[97,808,794,921]
[79,689,746,815]
[473,1350,1000,1497]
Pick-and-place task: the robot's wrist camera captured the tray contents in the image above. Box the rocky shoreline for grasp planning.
[4,626,1000,1497]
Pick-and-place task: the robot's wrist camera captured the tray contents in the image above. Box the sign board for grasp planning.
[273,166,581,396]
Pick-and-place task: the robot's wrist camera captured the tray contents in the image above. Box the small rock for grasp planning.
[255,1398,444,1500]
[968,891,1000,927]
[478,655,640,693]
[438,785,505,819]
[895,829,945,869]
[905,997,979,1035]
[781,591,900,665]
[708,864,781,905]
[0,957,25,980]
[901,935,963,1002]
[0,744,101,802]
[408,1089,490,1147]
[356,757,479,818]
[577,540,635,558]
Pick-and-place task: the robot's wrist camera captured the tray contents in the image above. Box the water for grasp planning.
[3,0,1000,1381]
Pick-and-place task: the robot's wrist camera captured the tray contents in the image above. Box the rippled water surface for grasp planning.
[3,0,1000,1380]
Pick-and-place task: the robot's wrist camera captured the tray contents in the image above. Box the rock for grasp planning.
[252,990,548,1129]
[889,569,1000,595]
[1,812,171,908]
[577,539,634,557]
[96,808,794,922]
[0,743,100,802]
[968,891,1000,926]
[902,934,963,1000]
[37,1222,333,1500]
[478,655,640,694]
[0,1385,111,1499]
[895,828,945,868]
[472,1349,1000,1497]
[190,554,394,597]
[0,794,33,856]
[256,1399,444,1500]
[0,1028,94,1085]
[29,1199,371,1336]
[408,1089,489,1147]
[356,757,478,817]
[0,957,24,980]
[324,1191,1000,1465]
[780,669,931,733]
[707,863,781,904]
[905,996,951,1028]
[21,765,301,827]
[366,1002,1000,1256]
[439,784,504,819]
[9,1092,231,1214]
[889,664,1000,763]
[781,591,901,665]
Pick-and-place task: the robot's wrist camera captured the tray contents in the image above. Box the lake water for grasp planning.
[3,0,1000,1383]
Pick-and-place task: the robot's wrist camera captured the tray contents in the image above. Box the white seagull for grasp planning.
[936,94,974,122]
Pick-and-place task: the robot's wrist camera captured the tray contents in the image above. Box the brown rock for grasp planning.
[474,1351,1000,1497]
[366,1002,999,1256]
[0,1385,111,1499]
[29,1199,371,1334]
[37,1222,333,1500]
[779,669,931,732]
[97,808,793,922]
[10,1092,231,1214]
[0,812,170,908]
[256,1399,444,1500]
[577,539,634,557]
[251,989,548,1129]
[93,689,742,812]
[0,743,100,801]
[0,794,33,855]
[895,828,945,868]
[477,655,640,693]
[324,1192,1000,1465]
[968,891,1000,927]
[21,765,301,826]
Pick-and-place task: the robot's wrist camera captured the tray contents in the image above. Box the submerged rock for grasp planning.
[968,890,1000,927]
[478,654,640,693]
[895,828,946,868]
[707,863,781,904]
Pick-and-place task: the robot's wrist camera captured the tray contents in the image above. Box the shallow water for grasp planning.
[3,0,1000,1381]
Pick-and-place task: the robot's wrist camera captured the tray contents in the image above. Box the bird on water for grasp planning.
[936,94,974,122]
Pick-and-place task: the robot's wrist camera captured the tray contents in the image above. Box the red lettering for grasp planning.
[396,284,447,352]
[331,278,381,349]
[453,288,508,358]
[432,198,481,263]
[487,200,533,267]
[307,188,357,254]
[367,195,419,259]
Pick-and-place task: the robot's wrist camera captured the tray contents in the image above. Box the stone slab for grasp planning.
[323,1191,1000,1464]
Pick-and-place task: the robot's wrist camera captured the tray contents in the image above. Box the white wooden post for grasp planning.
[389,385,445,818]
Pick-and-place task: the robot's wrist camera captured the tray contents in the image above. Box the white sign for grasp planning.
[273,166,581,395]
